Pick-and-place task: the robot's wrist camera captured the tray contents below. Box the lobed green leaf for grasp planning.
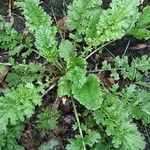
[72,74,103,110]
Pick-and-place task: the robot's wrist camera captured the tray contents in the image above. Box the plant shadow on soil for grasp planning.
[0,0,150,149]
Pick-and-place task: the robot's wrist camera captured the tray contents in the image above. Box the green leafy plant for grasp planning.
[64,55,150,149]
[0,0,150,149]
[0,83,42,133]
[16,0,58,63]
[102,55,150,81]
[93,99,146,150]
[121,85,150,125]
[67,129,101,150]
[129,6,150,39]
[5,61,51,87]
[0,16,32,58]
[0,83,42,148]
[67,0,140,47]
[0,123,24,150]
[57,54,104,110]
[36,107,60,132]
